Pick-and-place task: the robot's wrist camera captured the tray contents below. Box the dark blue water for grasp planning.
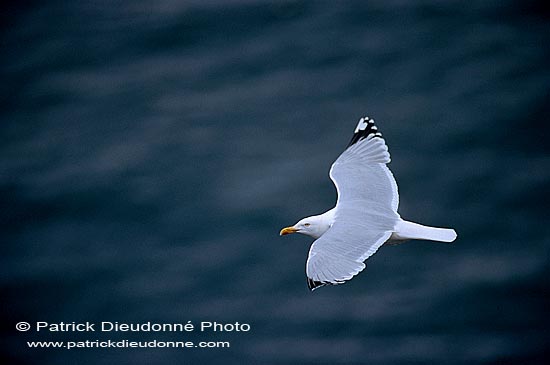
[2,1,549,364]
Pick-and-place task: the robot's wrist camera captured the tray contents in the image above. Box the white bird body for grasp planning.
[280,115,457,290]
[294,210,456,243]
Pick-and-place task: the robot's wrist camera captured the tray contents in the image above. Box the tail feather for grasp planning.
[392,220,457,243]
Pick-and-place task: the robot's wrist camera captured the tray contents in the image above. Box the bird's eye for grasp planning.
[304,223,311,227]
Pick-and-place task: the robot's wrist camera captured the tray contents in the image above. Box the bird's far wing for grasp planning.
[306,116,400,290]
[337,116,399,211]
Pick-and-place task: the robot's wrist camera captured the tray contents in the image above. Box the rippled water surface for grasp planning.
[1,1,549,364]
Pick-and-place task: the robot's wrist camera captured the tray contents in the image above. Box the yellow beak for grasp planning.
[279,226,298,236]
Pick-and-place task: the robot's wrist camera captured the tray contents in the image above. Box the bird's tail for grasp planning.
[392,220,457,243]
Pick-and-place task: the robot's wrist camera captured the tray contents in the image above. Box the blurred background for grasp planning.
[1,1,549,364]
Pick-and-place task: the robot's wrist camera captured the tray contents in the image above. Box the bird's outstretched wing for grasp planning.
[306,117,400,290]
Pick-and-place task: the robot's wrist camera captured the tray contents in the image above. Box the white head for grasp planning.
[279,214,331,239]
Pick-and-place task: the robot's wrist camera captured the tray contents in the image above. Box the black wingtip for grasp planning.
[307,277,328,291]
[347,116,383,147]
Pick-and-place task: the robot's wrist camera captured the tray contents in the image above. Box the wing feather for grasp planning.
[306,117,400,289]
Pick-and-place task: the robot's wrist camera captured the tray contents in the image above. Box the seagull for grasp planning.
[280,115,457,290]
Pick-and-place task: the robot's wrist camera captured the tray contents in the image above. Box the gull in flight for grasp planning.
[280,115,457,290]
